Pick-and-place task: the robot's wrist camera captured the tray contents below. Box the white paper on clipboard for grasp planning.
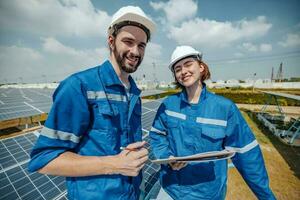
[151,150,236,165]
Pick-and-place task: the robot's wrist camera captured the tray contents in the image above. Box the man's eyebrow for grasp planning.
[140,41,146,47]
[121,37,146,46]
[121,37,135,41]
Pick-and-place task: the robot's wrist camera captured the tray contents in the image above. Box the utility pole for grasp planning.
[276,62,283,82]
[152,62,158,88]
[271,67,274,82]
[252,73,256,92]
[19,77,23,84]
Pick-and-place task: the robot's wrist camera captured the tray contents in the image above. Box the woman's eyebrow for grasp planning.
[183,60,194,65]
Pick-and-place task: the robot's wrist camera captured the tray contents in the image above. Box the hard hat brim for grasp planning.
[168,53,202,70]
[108,13,156,36]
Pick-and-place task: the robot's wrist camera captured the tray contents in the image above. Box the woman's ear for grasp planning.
[199,62,205,73]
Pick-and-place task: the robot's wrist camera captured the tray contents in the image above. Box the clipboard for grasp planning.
[151,150,236,165]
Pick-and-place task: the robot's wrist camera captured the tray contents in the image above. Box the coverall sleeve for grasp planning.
[28,76,90,172]
[149,103,172,159]
[224,103,276,200]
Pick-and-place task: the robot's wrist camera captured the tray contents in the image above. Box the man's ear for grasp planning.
[108,35,115,50]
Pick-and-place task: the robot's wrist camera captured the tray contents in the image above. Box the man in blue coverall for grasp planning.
[28,6,156,200]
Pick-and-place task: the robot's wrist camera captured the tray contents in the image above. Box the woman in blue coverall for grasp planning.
[149,45,276,200]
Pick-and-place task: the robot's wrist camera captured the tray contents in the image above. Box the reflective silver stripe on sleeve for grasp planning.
[225,140,258,154]
[196,117,227,127]
[165,110,186,120]
[150,127,167,136]
[41,127,81,144]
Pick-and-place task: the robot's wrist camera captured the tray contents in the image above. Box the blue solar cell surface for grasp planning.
[0,88,53,121]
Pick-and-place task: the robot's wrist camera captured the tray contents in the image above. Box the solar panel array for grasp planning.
[0,88,164,121]
[140,100,164,199]
[0,98,164,200]
[0,133,67,200]
[0,88,53,121]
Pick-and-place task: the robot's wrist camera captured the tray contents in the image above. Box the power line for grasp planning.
[206,51,300,64]
[152,50,300,66]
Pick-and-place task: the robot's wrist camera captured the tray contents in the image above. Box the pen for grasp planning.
[120,146,141,151]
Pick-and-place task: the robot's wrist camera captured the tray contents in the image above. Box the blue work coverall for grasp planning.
[28,60,143,200]
[149,85,275,200]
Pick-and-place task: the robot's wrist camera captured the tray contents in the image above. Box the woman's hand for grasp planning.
[168,156,187,170]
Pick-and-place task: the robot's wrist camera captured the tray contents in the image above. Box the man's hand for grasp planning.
[169,156,187,170]
[114,141,149,176]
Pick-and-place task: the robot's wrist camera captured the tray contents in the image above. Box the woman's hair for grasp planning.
[173,60,211,89]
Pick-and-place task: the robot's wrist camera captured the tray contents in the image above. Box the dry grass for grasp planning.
[226,111,300,200]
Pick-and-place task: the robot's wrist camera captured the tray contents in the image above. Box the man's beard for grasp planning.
[113,47,143,73]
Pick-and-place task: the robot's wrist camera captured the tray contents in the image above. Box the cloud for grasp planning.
[239,42,272,53]
[234,52,244,57]
[133,42,169,81]
[242,42,257,52]
[0,0,111,38]
[227,60,239,64]
[0,45,43,81]
[168,16,272,48]
[144,42,163,60]
[140,42,163,70]
[150,0,197,25]
[0,39,109,83]
[41,37,108,69]
[260,43,272,52]
[278,33,300,47]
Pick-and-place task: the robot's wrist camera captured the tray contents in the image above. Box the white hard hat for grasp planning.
[108,6,156,41]
[169,45,202,70]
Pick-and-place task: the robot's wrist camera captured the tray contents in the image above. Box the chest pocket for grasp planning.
[166,118,184,156]
[131,103,142,121]
[200,126,226,151]
[166,117,179,128]
[94,101,120,131]
[130,104,142,142]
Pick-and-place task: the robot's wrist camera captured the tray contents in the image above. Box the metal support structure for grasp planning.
[281,118,300,144]
[261,94,285,119]
[274,96,284,117]
[259,91,300,146]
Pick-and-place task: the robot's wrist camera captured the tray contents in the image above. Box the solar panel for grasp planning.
[261,90,300,101]
[140,135,161,199]
[0,163,67,200]
[139,99,164,199]
[0,133,67,200]
[0,134,36,171]
[0,88,164,121]
[141,90,166,98]
[142,100,162,110]
[0,98,164,200]
[0,88,54,121]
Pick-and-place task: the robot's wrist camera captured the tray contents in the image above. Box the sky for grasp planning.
[0,0,300,84]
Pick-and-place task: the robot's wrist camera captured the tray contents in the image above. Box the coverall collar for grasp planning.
[181,82,207,105]
[99,60,141,96]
